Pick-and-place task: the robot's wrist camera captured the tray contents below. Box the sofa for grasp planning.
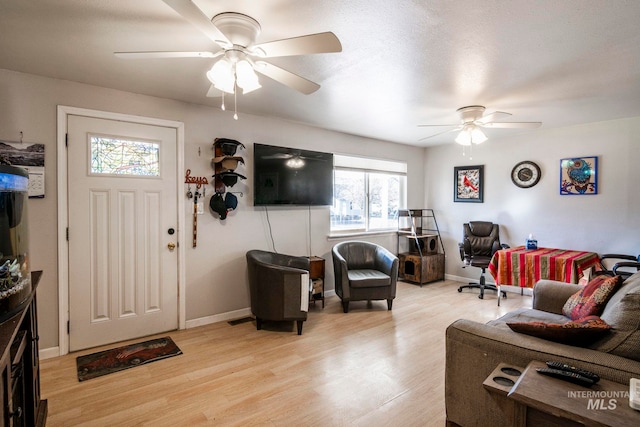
[246,250,310,335]
[445,271,640,427]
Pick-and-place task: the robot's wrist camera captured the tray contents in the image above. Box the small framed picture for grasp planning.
[560,156,598,195]
[454,165,484,203]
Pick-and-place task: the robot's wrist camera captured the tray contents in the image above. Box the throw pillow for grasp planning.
[592,280,640,361]
[562,275,621,320]
[507,316,611,346]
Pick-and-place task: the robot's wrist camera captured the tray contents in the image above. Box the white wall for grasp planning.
[0,69,425,349]
[5,67,637,351]
[424,117,640,282]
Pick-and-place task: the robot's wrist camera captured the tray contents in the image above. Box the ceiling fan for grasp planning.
[115,0,342,96]
[261,151,327,168]
[418,105,542,144]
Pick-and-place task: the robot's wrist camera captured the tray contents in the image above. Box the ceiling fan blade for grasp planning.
[115,51,221,59]
[254,62,320,94]
[417,123,460,127]
[162,0,231,47]
[477,111,511,124]
[418,127,461,141]
[263,154,293,159]
[252,32,342,58]
[206,84,219,97]
[480,121,542,129]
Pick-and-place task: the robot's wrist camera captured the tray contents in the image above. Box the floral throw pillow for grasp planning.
[562,275,621,320]
[507,316,611,346]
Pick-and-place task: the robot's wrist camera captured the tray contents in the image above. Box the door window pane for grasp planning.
[90,134,160,176]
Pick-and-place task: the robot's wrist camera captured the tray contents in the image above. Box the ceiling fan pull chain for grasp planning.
[233,83,238,120]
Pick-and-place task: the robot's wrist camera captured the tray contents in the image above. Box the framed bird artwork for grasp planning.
[560,156,598,195]
[454,165,484,202]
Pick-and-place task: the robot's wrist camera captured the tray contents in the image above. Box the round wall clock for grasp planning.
[511,161,541,188]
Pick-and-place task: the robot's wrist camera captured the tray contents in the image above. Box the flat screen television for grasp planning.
[254,143,333,206]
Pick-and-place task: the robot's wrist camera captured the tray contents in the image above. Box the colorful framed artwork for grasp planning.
[454,165,484,203]
[560,156,598,195]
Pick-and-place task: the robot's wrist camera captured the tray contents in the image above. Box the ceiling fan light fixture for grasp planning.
[455,124,487,145]
[470,125,488,144]
[235,60,261,93]
[240,79,261,94]
[455,126,472,145]
[207,59,235,94]
[285,156,305,169]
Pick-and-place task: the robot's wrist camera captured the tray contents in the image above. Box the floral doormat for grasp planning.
[76,336,182,382]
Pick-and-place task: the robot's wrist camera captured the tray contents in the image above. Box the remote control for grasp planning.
[630,378,640,411]
[546,361,600,383]
[536,368,595,387]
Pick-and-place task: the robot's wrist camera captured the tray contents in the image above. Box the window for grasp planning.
[331,155,407,233]
[90,134,160,177]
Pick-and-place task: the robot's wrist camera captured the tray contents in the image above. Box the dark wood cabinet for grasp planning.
[399,252,445,284]
[308,256,325,308]
[0,271,46,427]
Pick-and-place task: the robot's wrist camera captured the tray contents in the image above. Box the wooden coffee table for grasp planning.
[503,360,640,427]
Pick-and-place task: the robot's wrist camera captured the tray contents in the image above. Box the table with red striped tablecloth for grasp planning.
[488,246,601,288]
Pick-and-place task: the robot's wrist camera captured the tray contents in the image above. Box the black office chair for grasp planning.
[458,221,508,299]
[594,253,640,280]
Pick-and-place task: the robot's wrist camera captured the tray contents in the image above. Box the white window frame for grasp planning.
[331,154,407,234]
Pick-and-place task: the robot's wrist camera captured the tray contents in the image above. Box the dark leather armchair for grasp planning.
[458,221,508,299]
[332,241,399,313]
[246,250,310,335]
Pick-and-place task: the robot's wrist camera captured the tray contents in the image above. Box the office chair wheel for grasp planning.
[457,287,462,292]
[478,294,484,299]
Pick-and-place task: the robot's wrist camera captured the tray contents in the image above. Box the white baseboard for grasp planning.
[185,307,252,329]
[185,290,338,329]
[40,346,61,360]
[43,293,341,356]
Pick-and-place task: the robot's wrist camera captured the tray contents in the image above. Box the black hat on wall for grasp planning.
[209,193,227,220]
[213,171,247,187]
[214,138,245,156]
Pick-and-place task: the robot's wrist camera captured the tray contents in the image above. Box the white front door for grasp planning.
[67,115,179,351]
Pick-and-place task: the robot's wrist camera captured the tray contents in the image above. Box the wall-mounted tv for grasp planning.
[254,143,334,206]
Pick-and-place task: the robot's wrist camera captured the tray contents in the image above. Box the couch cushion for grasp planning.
[488,307,570,328]
[506,315,611,346]
[562,275,621,320]
[592,274,640,361]
[601,271,640,319]
[347,269,391,288]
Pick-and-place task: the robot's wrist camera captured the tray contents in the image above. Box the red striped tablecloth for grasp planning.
[488,246,601,288]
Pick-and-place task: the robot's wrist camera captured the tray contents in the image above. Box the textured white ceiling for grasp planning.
[1,0,639,146]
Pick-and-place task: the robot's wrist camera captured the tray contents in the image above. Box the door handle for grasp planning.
[167,242,176,251]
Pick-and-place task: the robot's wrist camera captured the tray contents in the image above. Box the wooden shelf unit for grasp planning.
[397,209,445,285]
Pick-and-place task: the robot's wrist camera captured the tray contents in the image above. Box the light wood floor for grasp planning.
[40,280,530,427]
